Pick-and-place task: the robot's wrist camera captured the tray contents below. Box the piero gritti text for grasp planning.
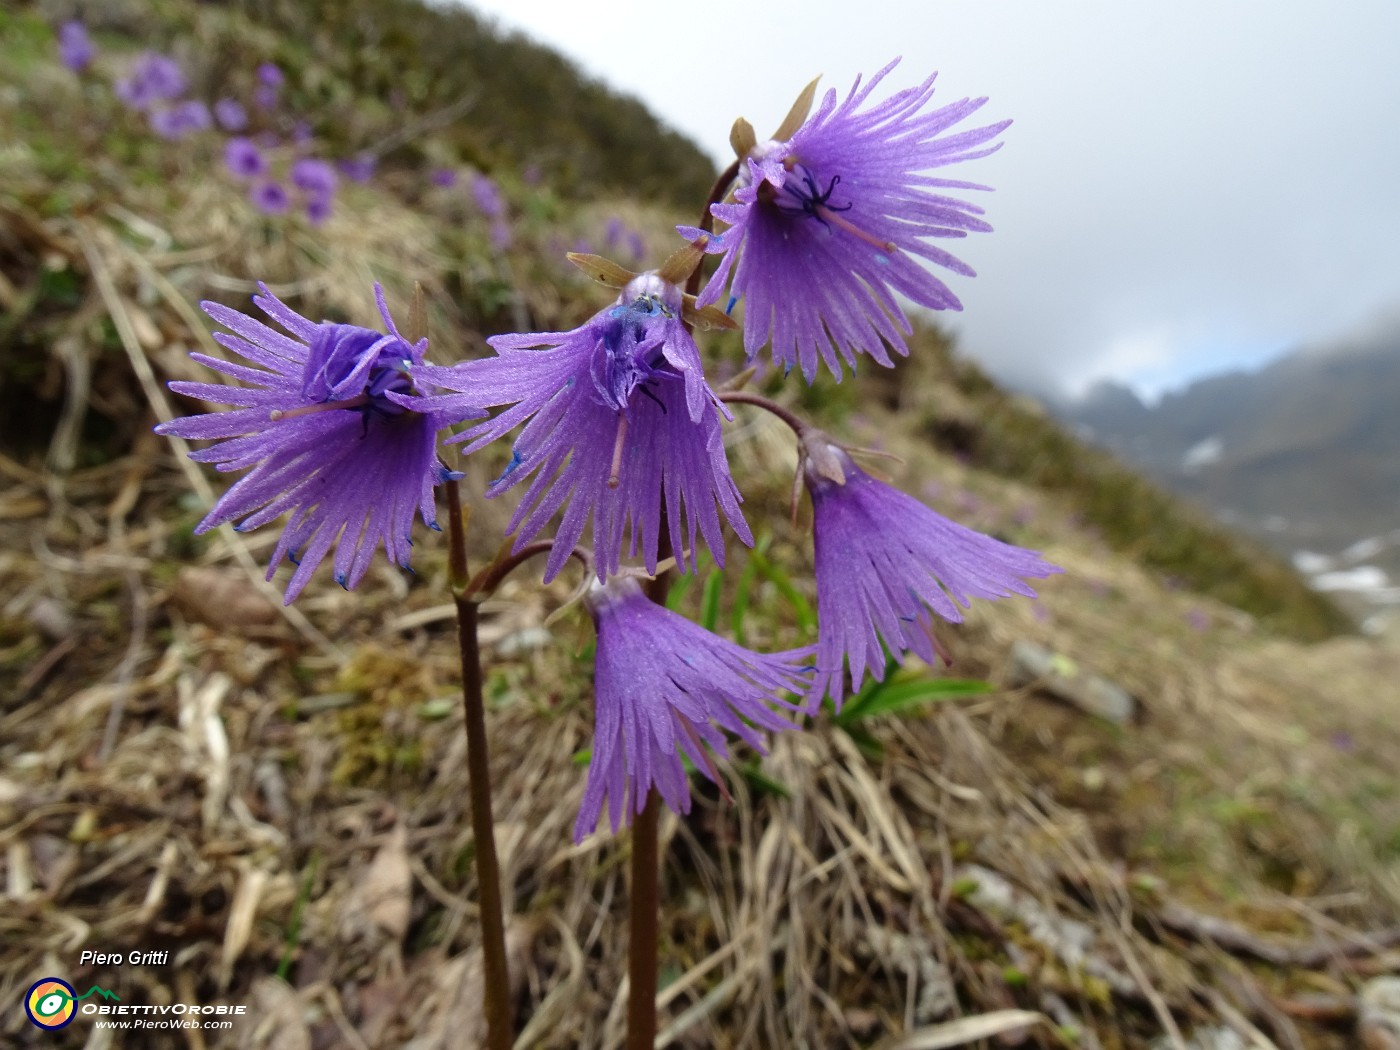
[80,950,171,966]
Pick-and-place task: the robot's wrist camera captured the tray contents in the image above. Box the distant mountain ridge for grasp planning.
[1054,324,1400,613]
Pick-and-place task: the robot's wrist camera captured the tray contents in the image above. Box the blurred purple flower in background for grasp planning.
[115,52,187,111]
[471,173,504,218]
[224,137,266,179]
[250,181,289,215]
[489,219,512,250]
[339,153,376,183]
[254,64,283,110]
[149,99,210,140]
[430,168,457,188]
[58,21,95,72]
[604,217,624,249]
[305,195,333,226]
[214,98,247,132]
[291,158,337,198]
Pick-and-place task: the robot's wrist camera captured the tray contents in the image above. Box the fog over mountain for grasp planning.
[1053,318,1400,616]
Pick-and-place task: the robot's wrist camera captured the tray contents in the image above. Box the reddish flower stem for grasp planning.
[624,533,675,1050]
[443,477,512,1050]
[718,389,809,437]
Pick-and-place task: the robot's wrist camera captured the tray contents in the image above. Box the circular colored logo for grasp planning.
[25,978,77,1030]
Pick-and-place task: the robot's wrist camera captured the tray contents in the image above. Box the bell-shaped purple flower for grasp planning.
[417,271,752,583]
[801,433,1060,709]
[687,60,1009,383]
[155,284,469,603]
[575,576,809,840]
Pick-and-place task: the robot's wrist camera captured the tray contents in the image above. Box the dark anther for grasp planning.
[638,382,667,413]
[776,167,853,229]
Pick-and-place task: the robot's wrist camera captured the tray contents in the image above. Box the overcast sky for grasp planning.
[459,0,1400,400]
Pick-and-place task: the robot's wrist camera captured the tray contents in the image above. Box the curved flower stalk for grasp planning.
[418,251,751,583]
[156,284,471,603]
[575,576,810,841]
[800,431,1060,710]
[683,59,1009,383]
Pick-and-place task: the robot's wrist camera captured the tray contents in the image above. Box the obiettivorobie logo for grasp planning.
[24,978,120,1031]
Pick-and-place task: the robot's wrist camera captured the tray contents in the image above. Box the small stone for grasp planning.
[1009,640,1137,724]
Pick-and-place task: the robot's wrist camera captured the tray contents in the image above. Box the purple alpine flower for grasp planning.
[114,52,186,111]
[574,576,809,840]
[58,21,95,72]
[224,137,266,179]
[214,98,248,132]
[800,432,1060,709]
[155,284,469,603]
[417,267,750,583]
[685,60,1009,382]
[149,99,210,140]
[291,157,337,197]
[339,153,376,183]
[430,167,457,188]
[305,194,334,226]
[253,65,283,110]
[250,180,290,215]
[470,173,504,218]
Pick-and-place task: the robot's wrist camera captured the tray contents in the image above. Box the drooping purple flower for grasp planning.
[416,271,752,583]
[58,21,95,72]
[224,136,266,179]
[155,284,469,603]
[114,52,186,112]
[686,60,1009,382]
[214,98,248,132]
[800,432,1060,709]
[291,158,337,197]
[339,153,376,183]
[574,577,809,840]
[250,180,290,215]
[470,173,504,218]
[149,99,210,140]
